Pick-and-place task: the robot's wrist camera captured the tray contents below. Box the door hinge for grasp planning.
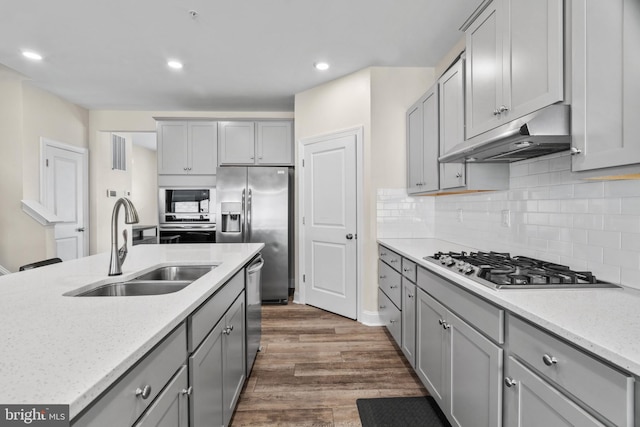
[46,159,49,167]
[303,274,306,283]
[302,216,305,225]
[302,159,305,167]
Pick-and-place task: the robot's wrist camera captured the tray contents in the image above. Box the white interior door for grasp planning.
[302,131,358,319]
[43,141,88,260]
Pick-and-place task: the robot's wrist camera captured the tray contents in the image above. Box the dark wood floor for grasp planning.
[230,301,428,426]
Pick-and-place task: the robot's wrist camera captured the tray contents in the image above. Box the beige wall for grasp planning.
[294,67,433,316]
[435,37,465,79]
[0,66,89,272]
[132,144,158,227]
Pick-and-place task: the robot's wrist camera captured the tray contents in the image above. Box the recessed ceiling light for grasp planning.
[314,62,330,71]
[22,50,43,61]
[167,60,183,70]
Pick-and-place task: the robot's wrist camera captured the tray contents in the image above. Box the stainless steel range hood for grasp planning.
[439,104,571,163]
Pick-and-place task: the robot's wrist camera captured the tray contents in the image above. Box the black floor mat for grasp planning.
[356,396,451,427]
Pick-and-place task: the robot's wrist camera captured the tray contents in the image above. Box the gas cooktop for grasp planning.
[424,251,620,290]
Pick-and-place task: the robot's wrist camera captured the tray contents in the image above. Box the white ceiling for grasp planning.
[0,0,478,111]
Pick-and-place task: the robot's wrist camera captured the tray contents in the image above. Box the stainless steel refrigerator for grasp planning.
[215,167,292,303]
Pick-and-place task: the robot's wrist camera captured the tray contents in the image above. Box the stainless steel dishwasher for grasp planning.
[245,254,264,374]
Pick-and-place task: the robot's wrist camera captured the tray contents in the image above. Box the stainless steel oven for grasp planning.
[159,188,216,244]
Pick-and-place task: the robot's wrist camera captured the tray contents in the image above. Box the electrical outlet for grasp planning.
[457,208,463,223]
[501,209,511,227]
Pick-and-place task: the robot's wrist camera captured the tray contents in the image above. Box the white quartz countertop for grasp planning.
[378,238,640,377]
[0,243,263,419]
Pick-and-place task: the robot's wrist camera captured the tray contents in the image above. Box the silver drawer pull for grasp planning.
[390,285,398,289]
[407,293,414,298]
[181,386,193,396]
[389,259,399,263]
[403,267,412,272]
[438,319,444,325]
[380,252,388,256]
[379,305,386,309]
[379,275,387,279]
[389,319,396,324]
[135,385,152,399]
[442,322,451,330]
[542,354,558,366]
[504,377,517,388]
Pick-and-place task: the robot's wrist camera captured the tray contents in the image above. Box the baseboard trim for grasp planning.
[360,309,384,326]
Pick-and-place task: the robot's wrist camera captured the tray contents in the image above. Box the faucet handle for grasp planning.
[118,229,128,264]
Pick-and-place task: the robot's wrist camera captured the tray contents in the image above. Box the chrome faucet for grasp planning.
[108,197,139,276]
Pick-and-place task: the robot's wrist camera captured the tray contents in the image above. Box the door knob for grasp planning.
[76,227,85,232]
[346,234,354,240]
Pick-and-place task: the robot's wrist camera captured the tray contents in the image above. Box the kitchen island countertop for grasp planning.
[0,243,263,419]
[378,238,640,377]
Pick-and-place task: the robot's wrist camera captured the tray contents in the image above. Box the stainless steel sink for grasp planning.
[77,280,192,297]
[70,264,218,297]
[134,265,218,282]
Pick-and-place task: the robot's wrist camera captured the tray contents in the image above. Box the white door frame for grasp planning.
[297,126,364,321]
[40,137,90,257]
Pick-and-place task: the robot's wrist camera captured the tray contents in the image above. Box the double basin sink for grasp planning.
[73,265,218,297]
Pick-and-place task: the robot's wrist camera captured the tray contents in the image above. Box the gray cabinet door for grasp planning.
[504,357,604,427]
[416,288,447,407]
[406,100,424,194]
[439,57,466,190]
[219,121,256,165]
[134,366,189,427]
[157,121,189,175]
[571,0,640,171]
[401,279,416,368]
[188,122,217,174]
[189,321,224,427]
[465,1,502,138]
[448,311,502,427]
[223,293,246,426]
[256,121,293,165]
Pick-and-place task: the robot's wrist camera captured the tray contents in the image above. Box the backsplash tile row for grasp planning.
[377,152,640,288]
[376,188,434,238]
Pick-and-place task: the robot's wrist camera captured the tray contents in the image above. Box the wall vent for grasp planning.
[112,134,126,171]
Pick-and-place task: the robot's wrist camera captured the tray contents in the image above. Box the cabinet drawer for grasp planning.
[509,315,633,427]
[401,258,417,283]
[378,259,401,309]
[188,270,244,353]
[418,267,504,343]
[73,324,187,427]
[378,288,401,346]
[378,245,401,272]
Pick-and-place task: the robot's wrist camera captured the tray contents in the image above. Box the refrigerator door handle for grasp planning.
[241,188,246,241]
[247,189,252,242]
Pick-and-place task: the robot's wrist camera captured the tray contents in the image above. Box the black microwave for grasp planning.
[159,188,215,224]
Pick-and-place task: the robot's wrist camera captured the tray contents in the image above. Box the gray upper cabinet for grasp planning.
[438,57,466,190]
[571,0,640,171]
[219,121,293,166]
[406,84,439,194]
[464,0,564,139]
[157,121,218,175]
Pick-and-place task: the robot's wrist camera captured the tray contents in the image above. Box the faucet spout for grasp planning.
[108,197,139,276]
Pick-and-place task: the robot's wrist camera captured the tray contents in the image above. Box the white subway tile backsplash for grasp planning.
[377,156,640,287]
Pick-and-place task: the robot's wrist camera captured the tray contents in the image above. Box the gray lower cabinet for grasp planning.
[504,357,604,427]
[189,292,246,427]
[401,279,416,368]
[416,285,502,427]
[134,366,189,427]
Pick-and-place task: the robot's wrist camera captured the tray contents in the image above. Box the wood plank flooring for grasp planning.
[230,301,428,426]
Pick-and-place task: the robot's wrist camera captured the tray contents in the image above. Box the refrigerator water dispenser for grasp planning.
[220,202,242,232]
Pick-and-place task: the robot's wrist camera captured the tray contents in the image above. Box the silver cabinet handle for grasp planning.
[403,267,412,272]
[442,322,451,330]
[389,319,397,324]
[455,172,462,178]
[493,108,501,116]
[390,285,398,289]
[542,354,558,366]
[499,105,509,113]
[222,327,231,335]
[136,385,152,399]
[504,377,517,388]
[380,252,388,256]
[379,275,386,279]
[570,147,582,156]
[183,167,188,171]
[379,304,386,309]
[389,259,399,263]
[407,293,414,299]
[181,386,193,396]
[438,319,444,325]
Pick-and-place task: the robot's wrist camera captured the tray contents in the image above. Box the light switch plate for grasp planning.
[501,209,511,227]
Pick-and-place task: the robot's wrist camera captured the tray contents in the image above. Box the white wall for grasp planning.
[295,67,433,314]
[132,144,158,227]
